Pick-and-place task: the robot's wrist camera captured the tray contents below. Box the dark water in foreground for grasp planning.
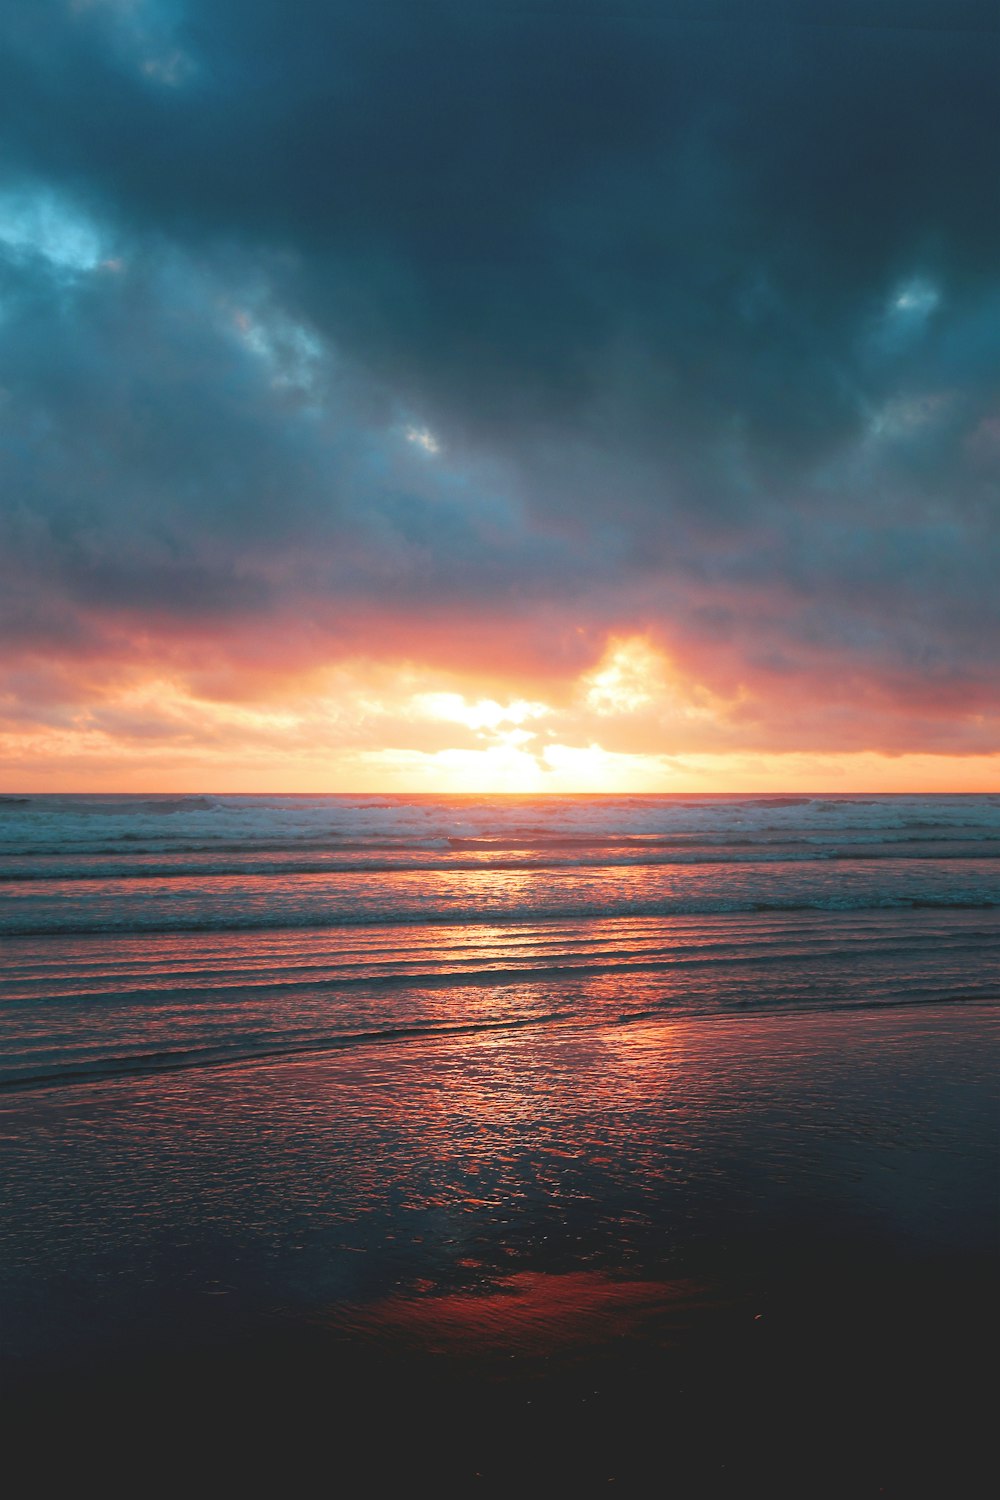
[1,795,998,1492]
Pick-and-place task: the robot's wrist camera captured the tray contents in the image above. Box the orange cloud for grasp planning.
[1,634,997,792]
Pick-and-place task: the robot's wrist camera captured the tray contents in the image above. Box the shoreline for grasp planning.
[3,989,998,1099]
[3,1000,997,1492]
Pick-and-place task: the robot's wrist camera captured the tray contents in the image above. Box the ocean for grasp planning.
[2,791,999,1089]
[2,792,998,1492]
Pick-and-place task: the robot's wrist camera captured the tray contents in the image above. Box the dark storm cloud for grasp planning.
[0,237,602,667]
[0,0,997,744]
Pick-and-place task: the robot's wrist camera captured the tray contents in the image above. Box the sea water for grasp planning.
[1,791,999,1088]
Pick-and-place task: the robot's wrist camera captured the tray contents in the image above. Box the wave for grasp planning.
[4,792,999,861]
[5,890,1000,938]
[2,989,995,1096]
[10,930,999,1006]
[1,846,1000,876]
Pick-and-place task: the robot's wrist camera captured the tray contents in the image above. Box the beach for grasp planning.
[1,794,998,1492]
[3,1007,997,1493]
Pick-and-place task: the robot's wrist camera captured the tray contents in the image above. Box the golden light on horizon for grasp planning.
[1,635,997,794]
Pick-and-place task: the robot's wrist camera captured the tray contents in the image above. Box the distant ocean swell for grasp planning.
[1,860,998,937]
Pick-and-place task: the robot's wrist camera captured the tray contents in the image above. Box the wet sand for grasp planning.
[2,1001,997,1494]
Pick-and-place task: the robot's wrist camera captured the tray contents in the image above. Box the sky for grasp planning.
[1,0,998,792]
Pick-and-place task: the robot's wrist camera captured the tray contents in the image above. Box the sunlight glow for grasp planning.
[413,745,547,792]
[583,638,662,715]
[415,693,550,733]
[892,277,940,317]
[405,425,441,454]
[2,651,996,793]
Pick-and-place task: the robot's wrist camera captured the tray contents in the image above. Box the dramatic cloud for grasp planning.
[0,1,997,787]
